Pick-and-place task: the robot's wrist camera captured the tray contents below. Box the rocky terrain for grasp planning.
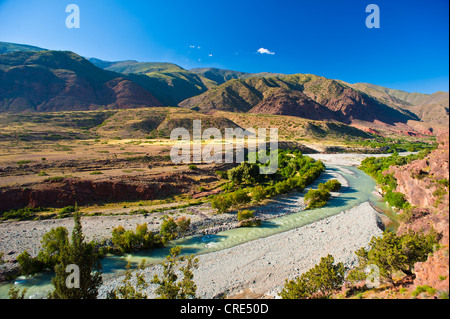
[380,132,449,298]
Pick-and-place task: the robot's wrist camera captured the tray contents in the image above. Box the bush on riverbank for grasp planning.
[304,189,331,210]
[319,179,342,192]
[112,224,162,254]
[358,152,433,210]
[347,229,440,285]
[280,254,345,299]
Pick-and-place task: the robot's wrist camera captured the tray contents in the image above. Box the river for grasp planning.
[0,164,398,299]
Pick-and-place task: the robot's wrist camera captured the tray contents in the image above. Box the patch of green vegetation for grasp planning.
[353,136,437,154]
[280,255,345,299]
[210,150,326,213]
[359,150,434,209]
[90,171,104,175]
[0,207,47,221]
[16,160,32,165]
[304,189,331,209]
[45,176,65,182]
[348,229,439,285]
[412,285,437,297]
[318,179,342,192]
[57,205,77,218]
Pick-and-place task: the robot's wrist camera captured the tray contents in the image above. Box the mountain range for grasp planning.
[0,41,448,134]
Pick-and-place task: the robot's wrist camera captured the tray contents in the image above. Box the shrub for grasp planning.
[229,189,251,206]
[385,191,409,209]
[17,251,44,275]
[319,180,342,192]
[227,162,261,184]
[304,189,331,209]
[175,216,191,235]
[275,180,292,195]
[45,176,65,182]
[354,229,439,284]
[37,226,69,267]
[412,285,437,297]
[151,246,199,299]
[160,217,191,243]
[211,195,232,214]
[1,207,46,221]
[107,261,148,299]
[251,185,267,202]
[58,205,76,218]
[215,171,228,179]
[237,210,255,222]
[188,164,197,170]
[280,255,345,299]
[112,223,160,253]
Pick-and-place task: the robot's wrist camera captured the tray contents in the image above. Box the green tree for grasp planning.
[319,179,342,192]
[227,162,261,184]
[280,255,345,299]
[353,229,439,284]
[38,226,69,267]
[16,250,44,275]
[151,246,199,299]
[107,261,148,299]
[304,189,331,209]
[49,212,103,299]
[211,195,232,214]
[237,210,255,222]
[251,185,267,202]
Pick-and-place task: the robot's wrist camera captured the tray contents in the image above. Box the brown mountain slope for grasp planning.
[248,88,336,121]
[179,74,416,126]
[0,51,162,112]
[345,82,449,127]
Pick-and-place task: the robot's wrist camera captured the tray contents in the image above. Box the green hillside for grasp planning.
[0,41,47,54]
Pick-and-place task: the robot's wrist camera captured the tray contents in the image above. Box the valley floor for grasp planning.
[98,201,384,299]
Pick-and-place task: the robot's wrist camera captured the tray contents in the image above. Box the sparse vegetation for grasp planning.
[348,229,440,284]
[151,246,199,299]
[280,255,345,299]
[304,189,331,209]
[111,224,160,254]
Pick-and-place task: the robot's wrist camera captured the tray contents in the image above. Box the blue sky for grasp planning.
[0,0,448,94]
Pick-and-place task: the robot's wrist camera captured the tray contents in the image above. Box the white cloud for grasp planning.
[189,45,196,48]
[257,47,275,55]
[208,53,213,57]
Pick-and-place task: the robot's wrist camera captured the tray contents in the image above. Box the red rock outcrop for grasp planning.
[392,132,449,297]
[0,174,196,211]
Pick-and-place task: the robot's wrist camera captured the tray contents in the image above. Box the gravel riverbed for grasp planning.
[98,201,384,299]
